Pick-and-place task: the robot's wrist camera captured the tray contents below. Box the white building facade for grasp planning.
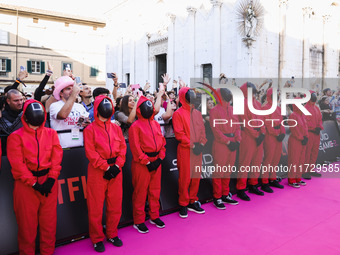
[105,0,340,92]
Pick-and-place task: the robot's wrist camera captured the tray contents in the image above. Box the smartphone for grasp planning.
[131,84,140,90]
[75,77,82,84]
[20,66,26,72]
[119,83,126,88]
[107,73,115,79]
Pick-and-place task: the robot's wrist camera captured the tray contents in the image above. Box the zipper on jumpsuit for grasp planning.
[35,130,40,182]
[104,122,112,158]
[148,119,158,152]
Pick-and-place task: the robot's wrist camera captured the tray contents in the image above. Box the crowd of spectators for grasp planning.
[0,65,339,152]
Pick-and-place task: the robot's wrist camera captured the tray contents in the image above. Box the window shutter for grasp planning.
[90,67,95,76]
[27,61,32,73]
[40,61,45,74]
[6,59,11,72]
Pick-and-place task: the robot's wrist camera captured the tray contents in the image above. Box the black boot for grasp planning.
[302,173,312,180]
[248,185,264,196]
[310,172,322,177]
[269,180,284,189]
[261,184,274,193]
[237,189,250,201]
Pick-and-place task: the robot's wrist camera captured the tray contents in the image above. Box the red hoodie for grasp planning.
[262,88,286,136]
[305,90,323,132]
[289,99,308,141]
[7,99,63,186]
[128,96,166,165]
[239,83,266,138]
[173,87,207,148]
[84,95,126,170]
[209,88,241,144]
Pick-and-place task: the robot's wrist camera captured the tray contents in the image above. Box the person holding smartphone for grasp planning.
[84,95,126,252]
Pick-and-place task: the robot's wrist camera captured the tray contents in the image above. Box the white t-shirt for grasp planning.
[154,107,166,135]
[154,107,174,137]
[50,100,87,148]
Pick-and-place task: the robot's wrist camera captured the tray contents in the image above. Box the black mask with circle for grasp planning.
[247,82,257,96]
[185,89,196,104]
[311,93,317,103]
[98,98,113,118]
[140,100,153,119]
[25,102,45,126]
[220,88,232,102]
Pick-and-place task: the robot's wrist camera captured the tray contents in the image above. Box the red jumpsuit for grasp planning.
[288,103,309,184]
[83,95,127,244]
[262,88,286,184]
[237,83,266,190]
[128,96,166,224]
[7,99,63,255]
[210,89,241,199]
[172,87,207,207]
[304,91,323,173]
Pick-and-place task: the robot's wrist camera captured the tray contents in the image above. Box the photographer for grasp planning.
[49,76,89,148]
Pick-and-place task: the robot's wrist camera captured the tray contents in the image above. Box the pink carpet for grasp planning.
[55,162,340,255]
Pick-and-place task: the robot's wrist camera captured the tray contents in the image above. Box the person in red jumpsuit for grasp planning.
[172,87,207,218]
[303,90,323,179]
[288,100,309,188]
[129,96,166,233]
[7,99,63,255]
[83,95,126,252]
[261,88,285,193]
[209,88,241,209]
[237,82,266,201]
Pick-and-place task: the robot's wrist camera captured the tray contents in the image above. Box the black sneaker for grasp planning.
[298,180,307,186]
[261,184,274,193]
[248,185,264,196]
[179,206,188,218]
[269,180,284,189]
[302,173,312,180]
[133,223,149,234]
[288,183,300,188]
[213,198,226,210]
[94,241,105,252]
[237,190,250,201]
[107,236,123,247]
[150,218,165,228]
[188,201,205,214]
[310,172,322,177]
[221,194,239,205]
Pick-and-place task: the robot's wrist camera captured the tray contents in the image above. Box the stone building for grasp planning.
[105,0,339,92]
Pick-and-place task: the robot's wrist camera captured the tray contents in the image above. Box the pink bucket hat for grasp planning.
[53,76,74,100]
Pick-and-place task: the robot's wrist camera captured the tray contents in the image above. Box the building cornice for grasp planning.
[0,3,106,28]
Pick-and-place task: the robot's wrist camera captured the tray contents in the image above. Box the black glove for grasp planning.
[314,127,321,135]
[41,178,55,196]
[276,133,285,142]
[227,141,238,151]
[255,133,265,146]
[107,157,117,165]
[103,165,121,180]
[146,158,162,172]
[192,142,204,155]
[301,136,308,145]
[33,182,48,196]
